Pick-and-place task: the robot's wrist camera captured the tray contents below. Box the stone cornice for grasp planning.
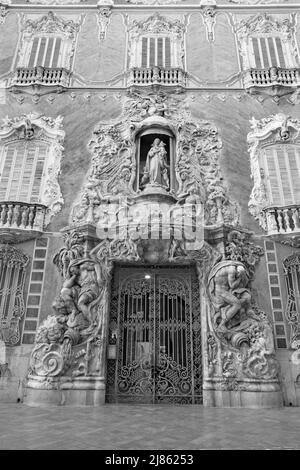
[3,3,300,14]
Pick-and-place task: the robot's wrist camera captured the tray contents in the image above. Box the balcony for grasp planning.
[9,66,71,95]
[0,202,47,243]
[127,67,186,90]
[243,67,300,98]
[262,205,300,235]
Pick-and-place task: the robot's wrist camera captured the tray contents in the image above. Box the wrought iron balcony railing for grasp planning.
[262,205,300,235]
[9,66,71,92]
[0,202,47,233]
[128,67,186,88]
[243,67,300,96]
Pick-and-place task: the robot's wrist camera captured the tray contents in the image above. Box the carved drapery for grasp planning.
[0,245,29,346]
[0,113,65,227]
[248,113,300,232]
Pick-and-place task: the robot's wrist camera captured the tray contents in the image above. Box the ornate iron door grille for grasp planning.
[106,266,202,404]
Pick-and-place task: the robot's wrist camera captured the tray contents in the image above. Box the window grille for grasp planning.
[251,36,286,69]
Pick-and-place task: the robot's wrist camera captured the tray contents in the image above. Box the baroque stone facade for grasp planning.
[0,0,300,408]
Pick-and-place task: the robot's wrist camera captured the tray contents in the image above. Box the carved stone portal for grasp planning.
[25,93,282,407]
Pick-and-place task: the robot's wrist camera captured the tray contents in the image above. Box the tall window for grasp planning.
[0,245,29,346]
[27,36,62,68]
[141,36,172,68]
[0,141,48,203]
[250,36,286,68]
[261,145,300,206]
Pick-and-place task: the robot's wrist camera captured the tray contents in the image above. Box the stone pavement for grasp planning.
[0,403,299,450]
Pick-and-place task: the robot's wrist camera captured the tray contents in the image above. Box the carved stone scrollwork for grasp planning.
[28,232,141,380]
[207,236,279,385]
[0,2,9,25]
[200,2,217,43]
[248,113,300,233]
[0,113,65,227]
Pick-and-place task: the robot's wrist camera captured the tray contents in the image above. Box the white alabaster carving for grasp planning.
[0,113,65,227]
[17,11,82,70]
[248,113,300,230]
[128,13,186,69]
[235,13,298,70]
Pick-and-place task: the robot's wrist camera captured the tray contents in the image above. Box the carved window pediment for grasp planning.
[9,12,82,95]
[248,113,300,234]
[0,113,65,232]
[235,14,299,98]
[127,13,186,89]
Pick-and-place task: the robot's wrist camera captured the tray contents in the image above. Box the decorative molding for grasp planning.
[0,2,10,25]
[0,113,65,227]
[97,6,113,42]
[26,0,86,4]
[128,13,186,69]
[247,113,300,231]
[201,4,217,43]
[283,252,300,350]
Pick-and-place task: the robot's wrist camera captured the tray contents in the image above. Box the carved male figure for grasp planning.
[208,260,252,331]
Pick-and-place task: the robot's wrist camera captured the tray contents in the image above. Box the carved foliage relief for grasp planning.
[127,13,186,69]
[0,113,65,225]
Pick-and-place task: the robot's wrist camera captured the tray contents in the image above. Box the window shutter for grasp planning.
[141,37,148,68]
[157,37,163,67]
[0,142,48,203]
[251,36,286,68]
[52,37,62,68]
[149,37,155,67]
[275,37,286,67]
[26,36,62,68]
[264,146,300,206]
[28,37,40,68]
[140,36,173,68]
[164,37,171,67]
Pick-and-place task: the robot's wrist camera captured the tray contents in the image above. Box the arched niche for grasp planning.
[135,126,177,193]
